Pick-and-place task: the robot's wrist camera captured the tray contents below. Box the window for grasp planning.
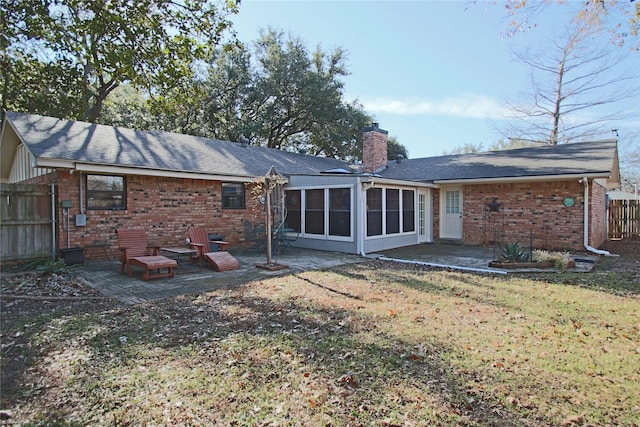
[329,188,351,237]
[386,189,400,234]
[285,190,301,232]
[445,191,460,214]
[403,190,415,232]
[86,175,125,210]
[305,189,324,234]
[366,187,417,238]
[222,183,245,209]
[366,188,383,236]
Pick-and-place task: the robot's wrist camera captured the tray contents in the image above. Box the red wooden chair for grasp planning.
[187,226,239,272]
[116,228,177,280]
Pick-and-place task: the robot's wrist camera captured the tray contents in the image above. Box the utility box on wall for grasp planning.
[75,214,86,226]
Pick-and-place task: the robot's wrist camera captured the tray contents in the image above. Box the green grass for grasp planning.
[2,261,639,426]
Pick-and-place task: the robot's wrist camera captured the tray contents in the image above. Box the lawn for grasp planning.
[1,257,639,426]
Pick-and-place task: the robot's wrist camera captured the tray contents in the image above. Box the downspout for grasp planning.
[359,178,373,257]
[79,171,85,213]
[582,177,612,256]
[50,183,57,259]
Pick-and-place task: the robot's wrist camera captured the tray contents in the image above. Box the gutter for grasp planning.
[435,172,610,186]
[582,177,614,256]
[38,161,258,183]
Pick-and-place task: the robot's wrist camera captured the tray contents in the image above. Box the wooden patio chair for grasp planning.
[187,226,240,272]
[116,228,177,280]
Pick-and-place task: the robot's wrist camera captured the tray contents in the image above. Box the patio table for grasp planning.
[160,247,197,266]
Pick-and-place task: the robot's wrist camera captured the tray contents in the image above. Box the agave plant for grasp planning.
[500,242,530,263]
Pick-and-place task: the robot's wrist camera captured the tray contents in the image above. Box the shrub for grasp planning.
[532,249,573,269]
[500,242,530,262]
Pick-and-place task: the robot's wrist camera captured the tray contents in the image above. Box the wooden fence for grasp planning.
[609,199,640,240]
[0,183,54,262]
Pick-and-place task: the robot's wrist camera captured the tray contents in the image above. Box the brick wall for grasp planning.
[362,124,388,173]
[460,180,586,251]
[589,181,607,248]
[55,172,265,259]
[432,190,440,241]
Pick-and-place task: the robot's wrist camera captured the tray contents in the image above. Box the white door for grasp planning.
[417,190,430,243]
[441,187,463,239]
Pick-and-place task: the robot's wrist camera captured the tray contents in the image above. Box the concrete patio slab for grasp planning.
[75,244,599,304]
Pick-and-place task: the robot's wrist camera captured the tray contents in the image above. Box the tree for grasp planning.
[200,29,393,161]
[445,138,545,155]
[502,28,637,144]
[0,52,85,119]
[249,29,350,150]
[387,136,409,160]
[96,28,408,162]
[443,142,484,155]
[1,0,239,122]
[98,84,155,130]
[500,0,639,49]
[306,100,372,161]
[202,44,256,142]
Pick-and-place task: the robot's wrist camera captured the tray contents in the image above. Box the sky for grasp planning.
[227,0,639,162]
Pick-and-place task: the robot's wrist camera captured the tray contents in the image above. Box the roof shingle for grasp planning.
[6,112,349,177]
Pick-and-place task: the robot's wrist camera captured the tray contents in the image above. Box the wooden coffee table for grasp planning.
[128,255,177,280]
[160,247,197,264]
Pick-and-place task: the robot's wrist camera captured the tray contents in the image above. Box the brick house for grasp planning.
[1,112,620,260]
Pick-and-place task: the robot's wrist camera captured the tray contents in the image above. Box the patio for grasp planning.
[76,248,365,304]
[75,244,598,304]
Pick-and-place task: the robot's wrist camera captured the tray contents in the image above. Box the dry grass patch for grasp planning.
[1,260,639,426]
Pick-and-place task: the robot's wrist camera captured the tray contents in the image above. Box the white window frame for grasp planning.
[365,185,417,240]
[286,185,354,242]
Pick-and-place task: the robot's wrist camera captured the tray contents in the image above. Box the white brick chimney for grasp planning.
[362,123,388,173]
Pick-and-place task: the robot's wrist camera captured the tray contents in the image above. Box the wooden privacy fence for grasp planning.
[609,199,640,240]
[0,183,54,262]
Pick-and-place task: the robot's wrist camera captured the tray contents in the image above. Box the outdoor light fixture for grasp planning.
[486,197,502,212]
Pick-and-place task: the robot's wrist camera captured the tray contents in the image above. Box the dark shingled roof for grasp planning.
[4,112,619,183]
[381,140,618,182]
[5,112,351,177]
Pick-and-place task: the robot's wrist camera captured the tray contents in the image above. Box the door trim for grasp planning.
[440,186,463,240]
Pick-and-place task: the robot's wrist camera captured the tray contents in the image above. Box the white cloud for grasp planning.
[362,94,510,119]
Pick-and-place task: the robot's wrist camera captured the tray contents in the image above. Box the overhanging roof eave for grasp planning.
[360,176,437,188]
[434,172,613,185]
[36,160,262,183]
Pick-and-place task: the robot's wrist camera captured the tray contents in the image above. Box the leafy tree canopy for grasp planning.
[103,28,403,162]
[1,0,239,121]
[202,29,407,161]
[499,0,639,49]
[387,136,409,160]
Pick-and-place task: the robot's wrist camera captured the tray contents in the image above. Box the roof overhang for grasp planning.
[36,160,266,183]
[434,172,614,186]
[360,176,437,188]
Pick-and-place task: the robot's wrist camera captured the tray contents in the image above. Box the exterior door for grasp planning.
[417,190,430,243]
[441,187,463,239]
